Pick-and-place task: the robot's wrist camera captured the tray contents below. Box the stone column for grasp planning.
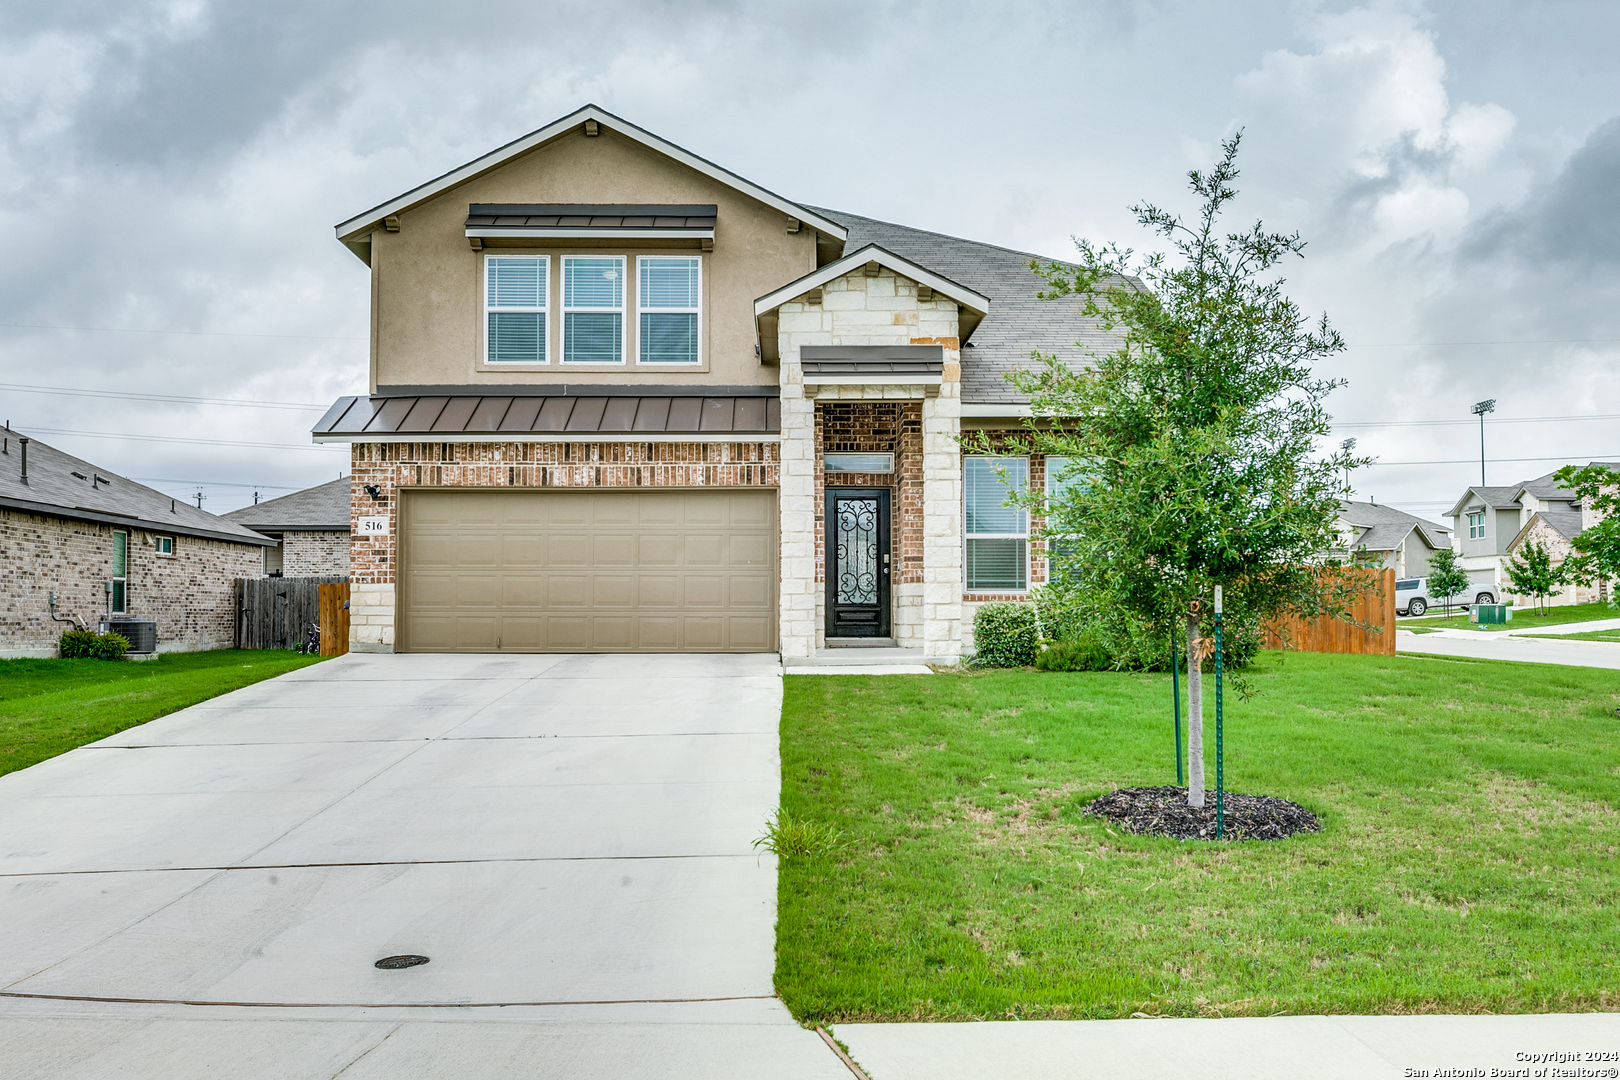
[921,356,963,664]
[777,358,818,659]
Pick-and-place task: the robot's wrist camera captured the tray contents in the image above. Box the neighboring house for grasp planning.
[316,104,1124,661]
[1335,500,1452,578]
[0,426,274,657]
[223,478,351,577]
[1447,462,1618,605]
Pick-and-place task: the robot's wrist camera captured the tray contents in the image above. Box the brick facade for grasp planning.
[0,508,261,657]
[346,439,780,650]
[281,531,350,577]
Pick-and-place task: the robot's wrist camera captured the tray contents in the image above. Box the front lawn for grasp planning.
[777,652,1620,1021]
[1403,600,1616,632]
[0,650,324,778]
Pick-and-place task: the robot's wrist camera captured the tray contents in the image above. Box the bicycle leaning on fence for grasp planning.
[299,621,321,655]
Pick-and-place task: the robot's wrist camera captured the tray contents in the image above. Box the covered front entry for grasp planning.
[398,488,776,653]
[824,488,891,639]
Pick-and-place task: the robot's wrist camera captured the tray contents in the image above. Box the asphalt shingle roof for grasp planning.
[1340,500,1451,552]
[809,207,1128,404]
[223,477,351,532]
[0,426,272,546]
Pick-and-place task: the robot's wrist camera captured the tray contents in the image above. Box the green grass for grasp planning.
[777,653,1620,1022]
[1522,628,1620,643]
[0,650,324,778]
[1403,600,1617,632]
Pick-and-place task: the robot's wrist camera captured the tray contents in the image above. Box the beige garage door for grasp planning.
[399,489,776,653]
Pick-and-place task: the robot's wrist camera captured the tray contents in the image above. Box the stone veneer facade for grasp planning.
[775,265,964,662]
[0,508,261,657]
[346,440,779,651]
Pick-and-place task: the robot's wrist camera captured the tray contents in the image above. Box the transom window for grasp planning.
[638,256,701,364]
[485,256,548,364]
[1467,512,1485,539]
[965,456,1028,592]
[563,256,625,364]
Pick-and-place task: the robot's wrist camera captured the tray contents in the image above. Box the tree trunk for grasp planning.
[1186,612,1204,808]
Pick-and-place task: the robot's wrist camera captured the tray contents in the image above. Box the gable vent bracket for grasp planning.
[786,216,800,233]
[583,119,600,136]
[863,260,881,277]
[917,285,934,302]
[803,287,823,305]
[383,215,400,233]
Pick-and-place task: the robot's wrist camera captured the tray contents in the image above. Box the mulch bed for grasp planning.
[1085,785,1322,842]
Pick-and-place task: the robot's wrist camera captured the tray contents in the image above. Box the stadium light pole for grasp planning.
[1471,399,1496,486]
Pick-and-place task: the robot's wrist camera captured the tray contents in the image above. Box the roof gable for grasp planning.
[334,105,845,261]
[223,477,350,532]
[754,243,991,320]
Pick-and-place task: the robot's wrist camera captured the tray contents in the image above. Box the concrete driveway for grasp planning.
[0,653,848,1079]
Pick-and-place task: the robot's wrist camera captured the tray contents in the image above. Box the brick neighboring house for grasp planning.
[223,478,351,577]
[0,426,274,657]
[316,104,1124,660]
[1335,500,1452,578]
[1447,462,1619,606]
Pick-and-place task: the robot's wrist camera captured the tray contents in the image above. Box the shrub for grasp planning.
[973,602,1040,667]
[59,630,131,660]
[1035,636,1113,672]
[753,810,847,859]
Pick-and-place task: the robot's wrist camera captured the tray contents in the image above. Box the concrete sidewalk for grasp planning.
[1502,616,1620,636]
[835,1012,1620,1080]
[1397,627,1620,668]
[0,653,848,1079]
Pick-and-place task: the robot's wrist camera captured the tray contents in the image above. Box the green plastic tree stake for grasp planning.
[1214,585,1225,839]
[1171,629,1183,786]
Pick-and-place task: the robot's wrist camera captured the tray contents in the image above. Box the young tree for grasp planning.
[1553,463,1620,603]
[1425,547,1470,615]
[1503,540,1563,616]
[978,132,1369,809]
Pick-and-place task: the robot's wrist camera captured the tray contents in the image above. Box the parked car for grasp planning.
[1394,576,1498,616]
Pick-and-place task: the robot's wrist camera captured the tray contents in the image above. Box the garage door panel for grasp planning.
[401,489,775,653]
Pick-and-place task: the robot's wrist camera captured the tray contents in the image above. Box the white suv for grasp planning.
[1394,576,1498,616]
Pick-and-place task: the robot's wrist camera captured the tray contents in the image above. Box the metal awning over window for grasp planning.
[800,345,943,386]
[465,204,717,241]
[313,391,778,443]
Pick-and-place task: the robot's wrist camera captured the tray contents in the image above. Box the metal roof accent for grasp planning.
[800,345,945,386]
[466,203,716,240]
[334,104,846,258]
[313,394,780,443]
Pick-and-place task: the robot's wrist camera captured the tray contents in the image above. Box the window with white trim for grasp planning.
[485,256,548,364]
[112,530,128,614]
[638,256,700,364]
[563,255,624,364]
[965,456,1028,591]
[1468,512,1485,540]
[1043,455,1080,575]
[154,535,174,556]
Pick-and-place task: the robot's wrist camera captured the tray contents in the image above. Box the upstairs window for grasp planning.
[563,256,624,364]
[965,456,1029,591]
[638,256,701,364]
[1468,512,1485,540]
[485,256,548,364]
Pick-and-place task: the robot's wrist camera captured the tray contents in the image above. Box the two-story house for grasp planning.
[1334,500,1452,579]
[315,105,1118,662]
[1445,463,1617,605]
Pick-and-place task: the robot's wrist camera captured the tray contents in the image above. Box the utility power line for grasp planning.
[1359,453,1617,467]
[128,477,313,491]
[0,321,364,342]
[0,382,330,411]
[1334,412,1620,429]
[1347,337,1620,347]
[24,427,345,452]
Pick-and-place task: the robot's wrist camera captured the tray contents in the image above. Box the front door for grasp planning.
[825,488,891,639]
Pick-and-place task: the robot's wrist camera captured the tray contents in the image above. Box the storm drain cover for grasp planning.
[375,954,430,970]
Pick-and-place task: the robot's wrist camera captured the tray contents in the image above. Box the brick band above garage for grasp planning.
[314,389,780,443]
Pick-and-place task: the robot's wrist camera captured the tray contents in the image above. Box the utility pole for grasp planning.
[193,489,205,510]
[1472,399,1495,486]
[1340,438,1356,493]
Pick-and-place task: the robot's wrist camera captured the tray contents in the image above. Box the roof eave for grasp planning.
[334,104,847,248]
[0,495,277,547]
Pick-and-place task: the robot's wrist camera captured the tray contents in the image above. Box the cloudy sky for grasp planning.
[2,0,1616,522]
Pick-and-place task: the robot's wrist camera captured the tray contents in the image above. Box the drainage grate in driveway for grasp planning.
[374,954,430,970]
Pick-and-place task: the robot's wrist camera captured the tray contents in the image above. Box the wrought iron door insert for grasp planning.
[826,488,891,638]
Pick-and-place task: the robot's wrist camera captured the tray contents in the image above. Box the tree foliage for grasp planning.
[1552,463,1620,601]
[972,131,1370,642]
[1425,547,1470,614]
[1504,540,1564,615]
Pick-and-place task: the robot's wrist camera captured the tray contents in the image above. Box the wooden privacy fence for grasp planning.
[235,577,350,655]
[1262,567,1396,656]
